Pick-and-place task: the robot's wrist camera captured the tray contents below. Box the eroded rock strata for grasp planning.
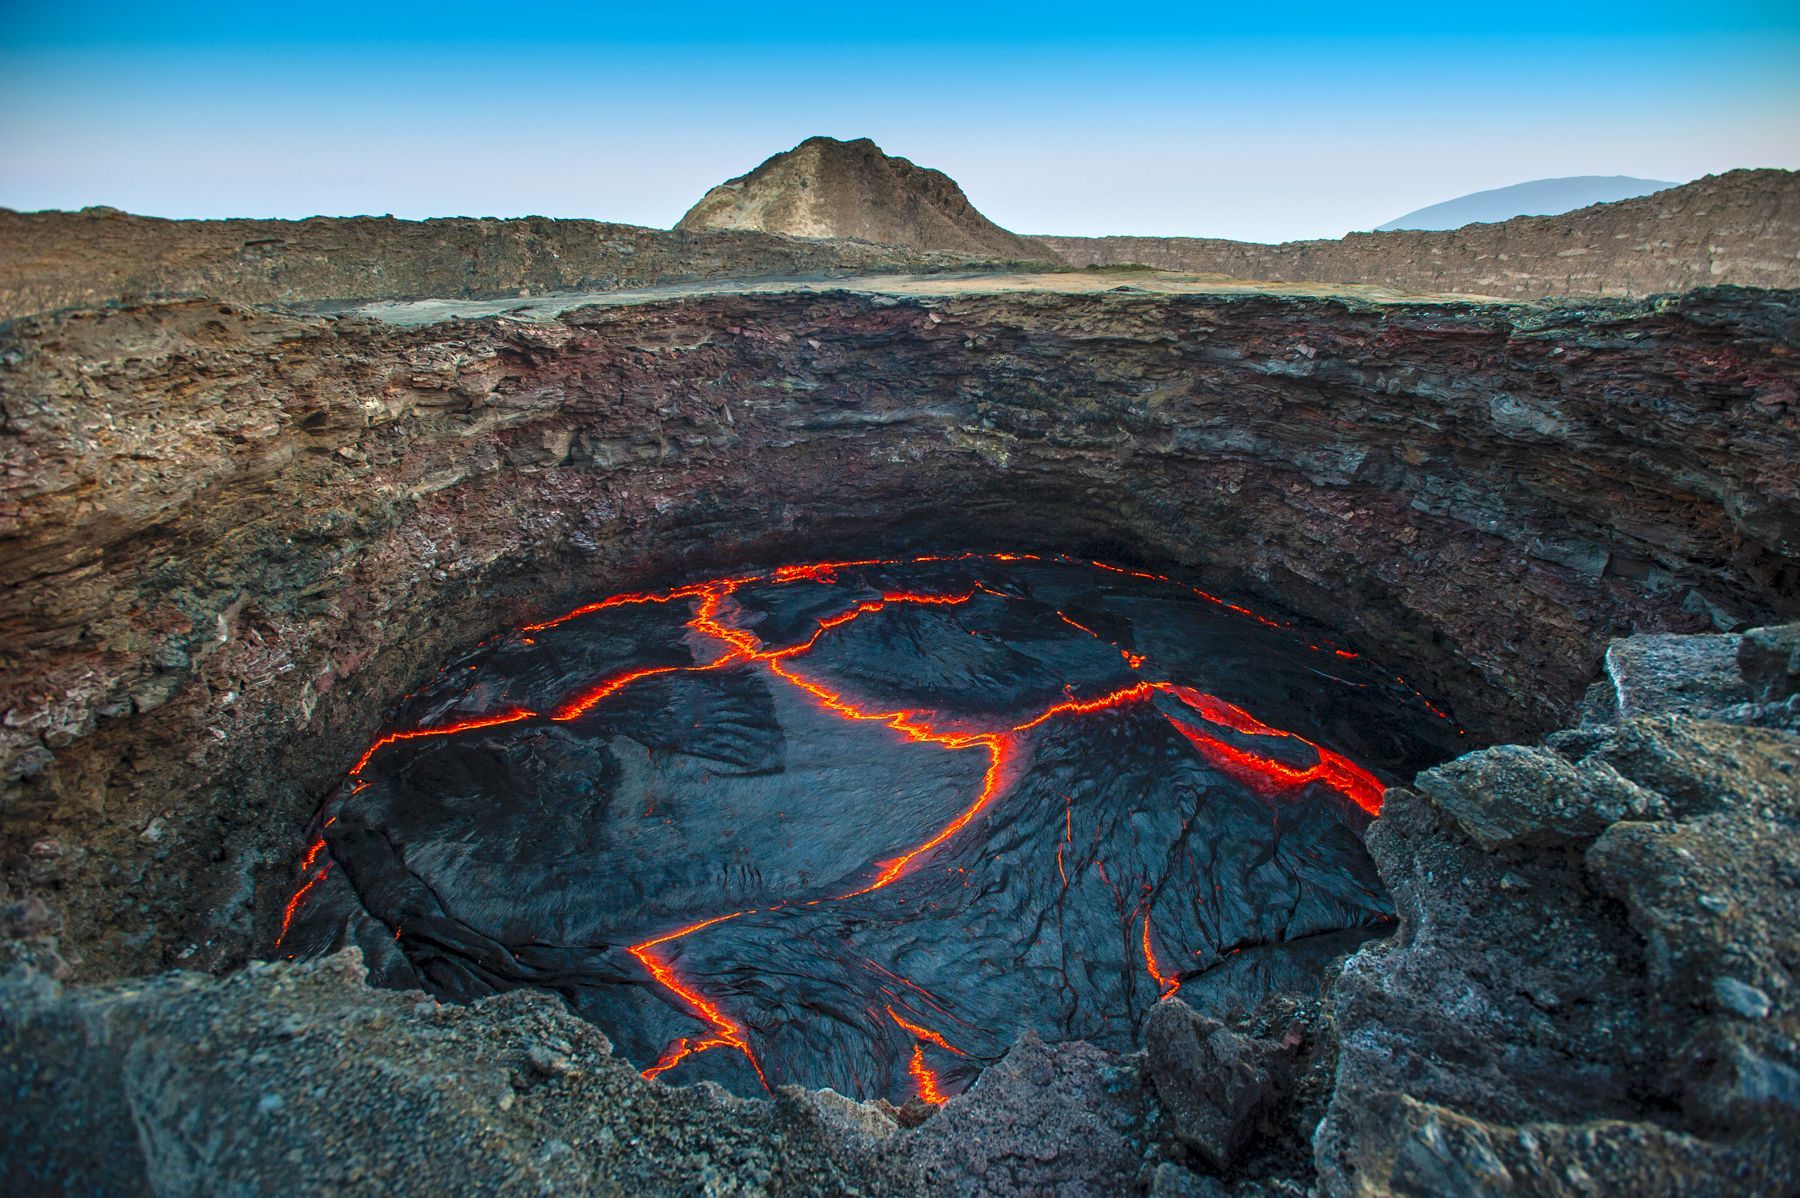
[0,206,989,324]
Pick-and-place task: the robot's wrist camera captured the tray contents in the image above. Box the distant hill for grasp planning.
[676,136,1053,262]
[1376,176,1679,231]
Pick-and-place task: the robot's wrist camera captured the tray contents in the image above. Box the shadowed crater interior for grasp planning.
[279,553,1465,1104]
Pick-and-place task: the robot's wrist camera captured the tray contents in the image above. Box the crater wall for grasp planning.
[1,283,1795,985]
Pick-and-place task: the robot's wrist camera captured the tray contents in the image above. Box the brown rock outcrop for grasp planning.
[678,136,1053,262]
[1035,168,1800,298]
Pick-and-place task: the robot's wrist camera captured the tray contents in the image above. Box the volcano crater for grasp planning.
[280,553,1463,1104]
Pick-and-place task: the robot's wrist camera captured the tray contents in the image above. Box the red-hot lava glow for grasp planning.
[275,839,332,947]
[1165,722,1385,818]
[285,553,1442,1097]
[553,665,683,721]
[1158,685,1386,816]
[907,1043,950,1105]
[349,709,536,776]
[890,1005,962,1105]
[627,912,768,1088]
[1142,915,1181,999]
[1011,681,1157,732]
[887,1006,967,1056]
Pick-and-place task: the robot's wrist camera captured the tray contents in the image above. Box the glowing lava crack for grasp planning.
[278,553,1463,1104]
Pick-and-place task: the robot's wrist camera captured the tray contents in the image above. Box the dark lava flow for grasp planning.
[279,554,1465,1104]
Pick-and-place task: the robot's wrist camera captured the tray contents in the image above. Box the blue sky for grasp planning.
[2,2,1796,241]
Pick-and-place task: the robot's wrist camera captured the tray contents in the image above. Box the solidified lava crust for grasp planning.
[279,554,1464,1105]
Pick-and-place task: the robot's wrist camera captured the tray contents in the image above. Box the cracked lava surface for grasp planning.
[279,554,1465,1104]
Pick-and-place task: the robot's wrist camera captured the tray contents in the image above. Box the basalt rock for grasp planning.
[0,939,1177,1196]
[1739,624,1800,704]
[1143,1000,1294,1171]
[1412,743,1669,851]
[277,555,1429,1103]
[0,947,893,1196]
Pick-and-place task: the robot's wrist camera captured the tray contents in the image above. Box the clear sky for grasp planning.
[2,1,1796,242]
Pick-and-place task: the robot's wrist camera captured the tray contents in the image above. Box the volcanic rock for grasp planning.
[897,1032,1150,1196]
[1,280,1795,982]
[677,136,1052,261]
[0,948,895,1196]
[1143,999,1291,1170]
[1314,625,1800,1196]
[0,205,976,322]
[1412,743,1668,850]
[1036,168,1800,298]
[1599,632,1748,719]
[1739,624,1800,703]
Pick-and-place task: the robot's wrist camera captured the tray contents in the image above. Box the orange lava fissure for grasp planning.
[907,1043,950,1105]
[287,552,1432,1097]
[1141,914,1181,1000]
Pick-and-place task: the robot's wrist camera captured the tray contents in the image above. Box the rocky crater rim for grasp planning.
[0,282,1793,994]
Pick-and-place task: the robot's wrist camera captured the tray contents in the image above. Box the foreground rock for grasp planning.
[2,624,1794,1195]
[1143,1001,1296,1171]
[676,136,1053,262]
[0,948,877,1195]
[1315,624,1800,1196]
[0,944,1158,1196]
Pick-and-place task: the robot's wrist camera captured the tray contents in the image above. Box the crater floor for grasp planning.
[282,554,1463,1103]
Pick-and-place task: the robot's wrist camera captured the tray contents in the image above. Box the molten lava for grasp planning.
[280,553,1461,1103]
[349,709,535,776]
[907,1044,949,1106]
[629,912,766,1087]
[1142,915,1181,1000]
